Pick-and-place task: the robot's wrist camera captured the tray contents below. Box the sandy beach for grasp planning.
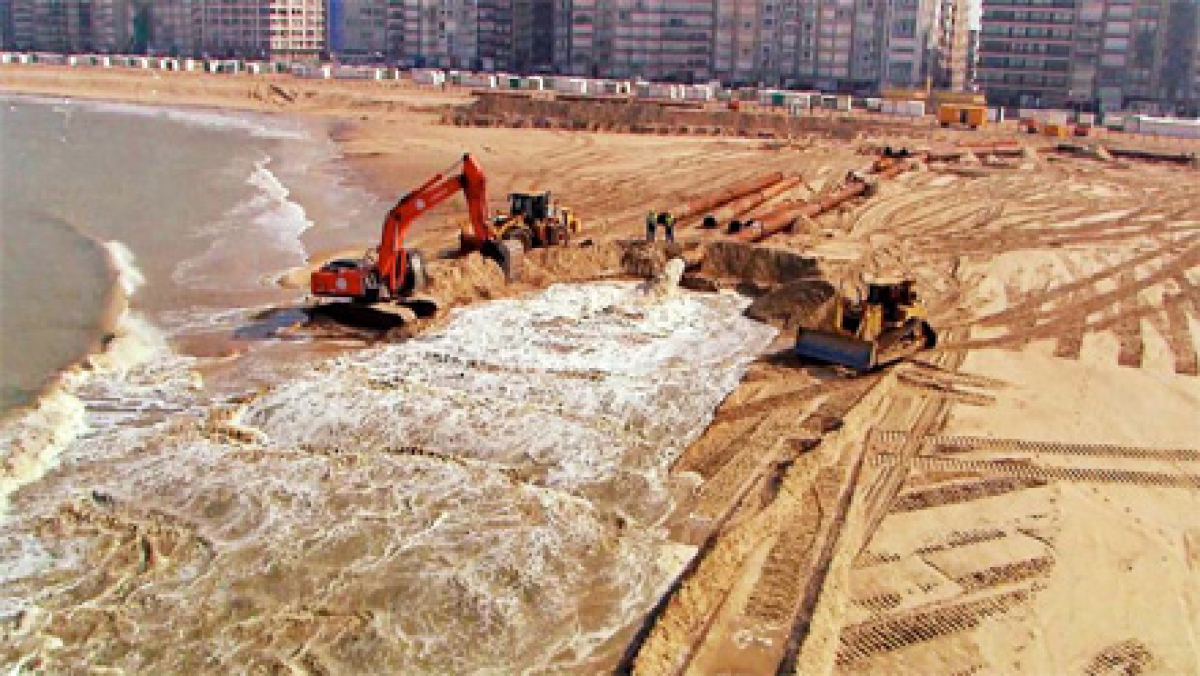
[2,65,1199,674]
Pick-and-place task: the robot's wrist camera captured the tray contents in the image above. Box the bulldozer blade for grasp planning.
[795,328,877,371]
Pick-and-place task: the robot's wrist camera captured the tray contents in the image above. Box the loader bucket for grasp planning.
[795,328,877,371]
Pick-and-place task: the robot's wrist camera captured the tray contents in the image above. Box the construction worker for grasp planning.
[646,210,658,241]
[657,211,676,243]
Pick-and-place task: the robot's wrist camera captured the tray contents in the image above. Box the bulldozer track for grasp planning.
[892,476,1049,512]
[1160,291,1200,375]
[852,550,903,569]
[1084,639,1155,676]
[853,591,904,613]
[913,528,1009,556]
[1052,255,1091,360]
[873,453,1200,490]
[835,586,1036,666]
[902,360,1009,389]
[977,239,1199,331]
[673,414,765,479]
[744,479,825,623]
[713,374,880,426]
[952,555,1055,593]
[622,388,869,675]
[1113,270,1146,368]
[895,371,997,406]
[874,432,1200,463]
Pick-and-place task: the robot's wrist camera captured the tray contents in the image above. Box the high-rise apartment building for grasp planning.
[1,0,14,49]
[196,0,323,59]
[1,0,977,96]
[328,0,387,61]
[512,0,555,71]
[269,0,324,57]
[977,0,1077,106]
[145,0,201,56]
[199,1,271,58]
[932,0,972,89]
[10,0,131,53]
[386,0,479,68]
[980,0,1198,111]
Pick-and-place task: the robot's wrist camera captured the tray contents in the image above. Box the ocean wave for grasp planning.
[0,93,309,140]
[0,281,772,673]
[171,155,313,291]
[0,241,198,513]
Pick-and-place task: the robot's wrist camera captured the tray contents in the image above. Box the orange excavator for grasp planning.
[310,153,520,303]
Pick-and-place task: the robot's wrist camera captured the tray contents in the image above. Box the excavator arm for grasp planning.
[376,153,490,294]
[312,153,497,302]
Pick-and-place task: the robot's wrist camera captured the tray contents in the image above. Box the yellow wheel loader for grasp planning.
[493,191,582,250]
[794,279,937,371]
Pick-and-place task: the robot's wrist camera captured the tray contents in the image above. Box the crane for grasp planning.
[310,153,519,303]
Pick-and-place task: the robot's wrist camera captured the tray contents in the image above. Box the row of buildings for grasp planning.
[2,0,1196,112]
[978,0,1200,113]
[0,0,975,91]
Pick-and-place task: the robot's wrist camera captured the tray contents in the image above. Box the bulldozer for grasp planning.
[490,191,582,250]
[794,278,937,371]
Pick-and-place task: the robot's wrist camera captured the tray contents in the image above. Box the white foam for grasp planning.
[0,387,86,513]
[172,155,313,291]
[103,240,146,298]
[0,242,198,513]
[246,282,776,523]
[0,282,774,671]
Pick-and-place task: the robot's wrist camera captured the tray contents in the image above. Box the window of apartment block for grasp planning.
[1106,21,1130,35]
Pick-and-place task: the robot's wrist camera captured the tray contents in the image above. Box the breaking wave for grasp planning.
[0,241,195,513]
[0,282,775,673]
[171,154,313,292]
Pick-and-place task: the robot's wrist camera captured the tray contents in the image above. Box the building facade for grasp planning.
[144,0,201,55]
[385,0,479,68]
[979,0,1199,111]
[9,0,132,53]
[1,0,13,49]
[2,0,984,97]
[931,0,973,90]
[327,0,386,61]
[977,0,1077,107]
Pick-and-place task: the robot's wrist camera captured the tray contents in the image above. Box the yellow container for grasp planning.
[932,90,987,106]
[1042,122,1068,137]
[938,104,988,129]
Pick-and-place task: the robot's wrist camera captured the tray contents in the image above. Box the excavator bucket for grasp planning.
[795,327,877,371]
[482,239,525,282]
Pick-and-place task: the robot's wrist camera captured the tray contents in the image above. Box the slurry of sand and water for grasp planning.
[0,95,780,673]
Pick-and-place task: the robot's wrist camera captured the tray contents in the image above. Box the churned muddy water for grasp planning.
[1,281,774,673]
[0,95,778,672]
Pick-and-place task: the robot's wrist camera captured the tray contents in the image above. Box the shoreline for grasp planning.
[0,90,366,420]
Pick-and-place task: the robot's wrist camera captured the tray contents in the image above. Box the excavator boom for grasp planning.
[311,153,504,303]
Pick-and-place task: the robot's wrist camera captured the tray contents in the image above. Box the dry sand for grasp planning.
[3,66,1199,675]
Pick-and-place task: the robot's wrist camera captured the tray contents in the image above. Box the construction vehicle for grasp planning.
[938,103,987,130]
[795,278,938,371]
[311,153,521,304]
[482,191,582,251]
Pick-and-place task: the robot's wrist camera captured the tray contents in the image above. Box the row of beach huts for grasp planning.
[6,50,1200,139]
